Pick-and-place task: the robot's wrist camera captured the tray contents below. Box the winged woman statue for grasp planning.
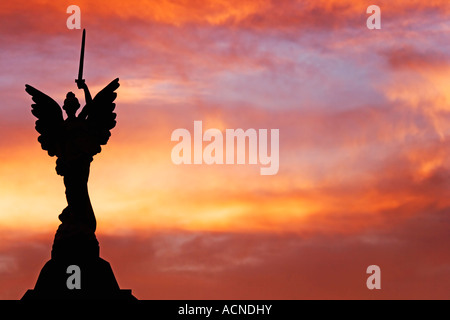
[20,31,136,300]
[25,78,119,233]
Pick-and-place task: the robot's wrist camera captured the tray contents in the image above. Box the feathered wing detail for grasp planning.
[86,78,119,155]
[25,84,64,157]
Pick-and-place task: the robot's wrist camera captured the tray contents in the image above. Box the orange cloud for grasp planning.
[3,0,450,35]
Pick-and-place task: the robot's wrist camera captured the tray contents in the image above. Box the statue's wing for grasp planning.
[25,85,64,157]
[86,78,119,155]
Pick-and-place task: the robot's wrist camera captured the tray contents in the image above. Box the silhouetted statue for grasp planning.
[25,78,119,233]
[22,29,135,300]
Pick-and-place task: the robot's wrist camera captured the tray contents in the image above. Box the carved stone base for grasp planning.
[22,222,136,300]
[21,258,136,300]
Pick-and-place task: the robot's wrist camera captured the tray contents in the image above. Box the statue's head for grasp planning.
[63,92,80,118]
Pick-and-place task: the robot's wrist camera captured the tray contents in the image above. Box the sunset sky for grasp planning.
[0,0,449,299]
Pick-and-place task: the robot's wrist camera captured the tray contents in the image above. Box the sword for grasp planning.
[76,29,86,87]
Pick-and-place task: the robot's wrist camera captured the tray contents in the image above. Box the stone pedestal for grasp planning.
[22,222,136,300]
